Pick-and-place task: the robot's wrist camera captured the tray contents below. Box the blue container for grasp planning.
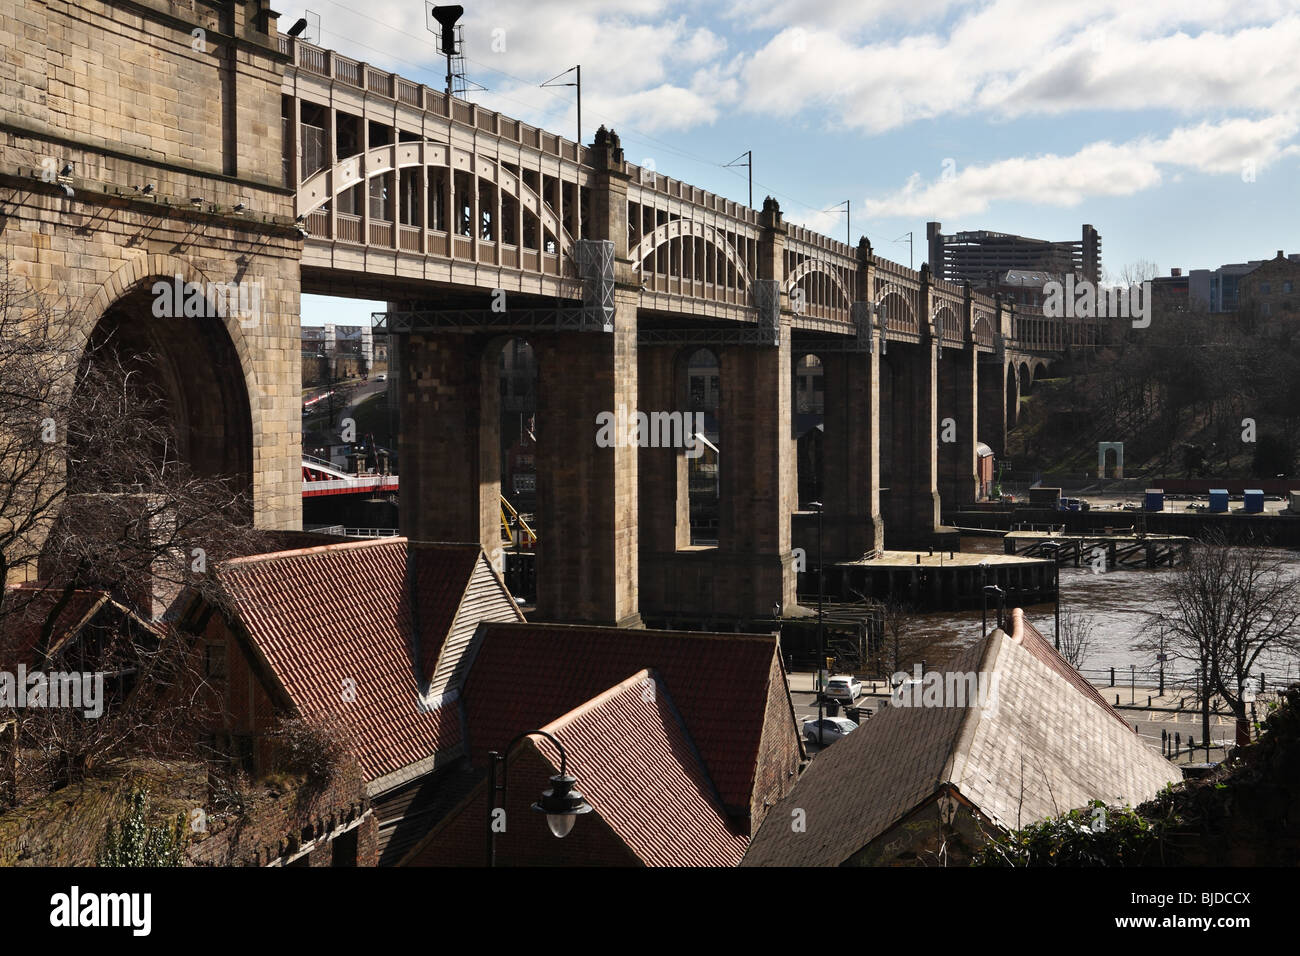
[1144,489,1164,512]
[1208,489,1229,513]
[1243,489,1265,514]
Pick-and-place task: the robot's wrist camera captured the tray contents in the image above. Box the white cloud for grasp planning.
[739,2,1300,133]
[859,114,1300,219]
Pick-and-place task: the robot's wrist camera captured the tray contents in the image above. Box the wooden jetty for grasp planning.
[1004,530,1191,568]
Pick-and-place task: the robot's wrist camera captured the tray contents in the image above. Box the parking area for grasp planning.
[789,672,891,754]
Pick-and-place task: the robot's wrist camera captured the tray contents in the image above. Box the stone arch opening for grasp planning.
[491,336,538,517]
[682,347,720,545]
[792,352,825,507]
[1005,363,1020,429]
[77,279,254,506]
[1098,441,1124,479]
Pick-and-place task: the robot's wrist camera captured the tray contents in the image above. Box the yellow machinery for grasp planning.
[499,496,537,549]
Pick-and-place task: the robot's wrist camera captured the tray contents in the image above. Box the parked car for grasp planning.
[802,716,857,745]
[823,675,862,702]
[376,373,387,382]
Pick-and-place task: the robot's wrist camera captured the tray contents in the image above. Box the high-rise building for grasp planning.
[927,222,1101,288]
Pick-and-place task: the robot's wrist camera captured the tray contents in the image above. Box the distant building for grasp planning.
[1153,252,1300,315]
[927,222,1101,289]
[1237,251,1300,319]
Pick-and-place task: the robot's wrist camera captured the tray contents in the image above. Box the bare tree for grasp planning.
[0,265,272,794]
[1057,608,1094,670]
[1141,536,1300,750]
[878,596,945,679]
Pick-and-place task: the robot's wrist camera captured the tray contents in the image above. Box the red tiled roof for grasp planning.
[1009,608,1132,730]
[409,542,481,683]
[462,622,783,814]
[0,586,156,668]
[215,538,478,782]
[530,670,748,866]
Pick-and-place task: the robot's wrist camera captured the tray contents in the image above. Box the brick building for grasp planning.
[1237,251,1300,319]
[403,623,803,865]
[182,537,525,864]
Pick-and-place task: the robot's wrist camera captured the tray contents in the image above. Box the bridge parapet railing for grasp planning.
[626,166,761,311]
[784,226,858,325]
[282,38,584,164]
[871,258,923,336]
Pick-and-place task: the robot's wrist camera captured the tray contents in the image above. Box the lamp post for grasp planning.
[486,729,592,866]
[979,560,990,635]
[983,584,1004,632]
[1040,540,1061,650]
[810,500,825,746]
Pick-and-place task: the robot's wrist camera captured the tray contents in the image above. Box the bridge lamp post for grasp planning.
[486,730,592,866]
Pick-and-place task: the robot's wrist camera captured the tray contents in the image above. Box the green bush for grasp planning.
[96,787,186,867]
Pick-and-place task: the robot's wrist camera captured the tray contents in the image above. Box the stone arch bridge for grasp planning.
[1,0,1099,625]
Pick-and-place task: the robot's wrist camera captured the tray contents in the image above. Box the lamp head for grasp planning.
[532,772,592,838]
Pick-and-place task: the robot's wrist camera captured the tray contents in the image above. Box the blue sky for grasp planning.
[298,0,1300,325]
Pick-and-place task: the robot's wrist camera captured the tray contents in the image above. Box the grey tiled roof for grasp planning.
[743,629,1182,867]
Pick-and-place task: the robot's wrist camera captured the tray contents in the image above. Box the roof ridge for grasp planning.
[945,631,1005,788]
[536,668,657,739]
[220,536,408,569]
[487,622,777,643]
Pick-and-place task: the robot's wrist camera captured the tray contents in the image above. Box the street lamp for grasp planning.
[810,500,826,747]
[1040,540,1061,650]
[486,730,592,866]
[982,584,1005,633]
[979,560,990,635]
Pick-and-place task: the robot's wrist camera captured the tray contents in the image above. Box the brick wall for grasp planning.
[748,651,803,835]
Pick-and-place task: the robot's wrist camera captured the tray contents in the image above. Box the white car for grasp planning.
[803,716,857,745]
[823,675,862,702]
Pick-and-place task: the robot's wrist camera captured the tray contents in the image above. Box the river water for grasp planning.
[903,537,1300,689]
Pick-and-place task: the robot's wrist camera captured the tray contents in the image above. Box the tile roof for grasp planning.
[462,623,785,815]
[742,641,982,868]
[1008,608,1131,730]
[0,586,159,668]
[214,538,509,784]
[534,670,749,866]
[402,671,750,867]
[744,625,1183,866]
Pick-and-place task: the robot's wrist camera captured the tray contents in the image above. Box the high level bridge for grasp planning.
[2,0,1102,627]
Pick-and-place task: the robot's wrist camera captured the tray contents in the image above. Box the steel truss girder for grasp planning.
[372,307,610,334]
